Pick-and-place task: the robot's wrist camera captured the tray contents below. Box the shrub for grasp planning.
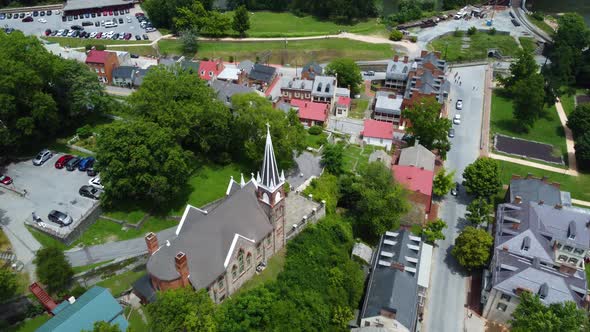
[453,28,463,37]
[229,55,234,63]
[389,29,403,41]
[532,11,544,21]
[467,26,477,35]
[488,27,497,35]
[76,124,93,139]
[308,125,323,135]
[409,35,417,43]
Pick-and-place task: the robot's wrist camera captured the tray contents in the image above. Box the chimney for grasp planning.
[391,262,405,271]
[216,59,222,71]
[434,51,442,58]
[511,222,520,230]
[403,56,409,63]
[380,307,397,319]
[420,50,428,57]
[514,196,522,204]
[555,204,563,210]
[559,264,576,275]
[538,200,544,205]
[175,252,190,287]
[145,232,159,255]
[394,55,399,62]
[502,245,509,251]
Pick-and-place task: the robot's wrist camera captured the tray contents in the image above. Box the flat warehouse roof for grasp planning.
[64,0,132,12]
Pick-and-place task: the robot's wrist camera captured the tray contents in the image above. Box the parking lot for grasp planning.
[0,4,159,41]
[0,153,98,263]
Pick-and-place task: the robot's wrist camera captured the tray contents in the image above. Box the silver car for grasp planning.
[48,210,73,227]
[33,149,53,166]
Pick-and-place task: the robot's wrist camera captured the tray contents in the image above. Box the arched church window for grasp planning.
[232,265,238,279]
[238,250,244,273]
[246,253,252,267]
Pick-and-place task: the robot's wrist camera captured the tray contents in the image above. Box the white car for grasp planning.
[453,114,461,125]
[456,99,463,110]
[127,16,131,23]
[67,30,75,37]
[57,29,65,35]
[54,10,61,15]
[89,176,104,190]
[100,20,105,26]
[89,31,97,38]
[145,27,156,32]
[37,18,47,23]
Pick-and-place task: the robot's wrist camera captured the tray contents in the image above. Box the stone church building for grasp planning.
[137,127,322,303]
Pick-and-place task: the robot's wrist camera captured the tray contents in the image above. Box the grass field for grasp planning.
[527,14,555,36]
[97,266,146,296]
[343,144,382,173]
[158,38,394,63]
[241,11,385,37]
[43,37,150,48]
[75,217,178,247]
[125,306,150,331]
[305,132,328,148]
[559,88,588,116]
[72,259,114,274]
[429,32,520,62]
[498,160,590,201]
[107,45,158,57]
[349,99,369,119]
[491,91,566,158]
[0,229,11,251]
[518,37,537,53]
[238,248,286,294]
[5,315,50,332]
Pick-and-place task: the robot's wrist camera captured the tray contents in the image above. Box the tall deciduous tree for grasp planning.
[567,103,590,139]
[451,226,493,269]
[173,1,208,32]
[84,321,122,332]
[432,168,455,196]
[462,157,501,199]
[466,197,493,225]
[0,267,18,302]
[512,73,546,131]
[34,247,73,294]
[321,143,345,175]
[179,28,200,54]
[202,11,232,37]
[510,291,589,332]
[403,96,452,159]
[96,121,193,208]
[574,132,590,170]
[421,218,447,244]
[325,58,363,95]
[148,288,216,332]
[501,49,538,90]
[232,5,250,37]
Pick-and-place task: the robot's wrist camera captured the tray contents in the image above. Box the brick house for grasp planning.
[85,50,119,84]
[198,59,224,81]
[335,96,351,118]
[280,78,313,101]
[290,99,329,127]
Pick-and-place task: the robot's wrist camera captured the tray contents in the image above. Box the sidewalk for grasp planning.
[555,98,578,173]
[488,152,579,176]
[480,64,493,156]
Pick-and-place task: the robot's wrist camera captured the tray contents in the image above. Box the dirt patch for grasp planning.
[494,134,564,164]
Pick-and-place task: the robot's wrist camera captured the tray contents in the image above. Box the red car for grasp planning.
[135,12,144,17]
[55,155,74,169]
[108,11,113,16]
[103,11,108,16]
[0,175,12,185]
[96,32,103,39]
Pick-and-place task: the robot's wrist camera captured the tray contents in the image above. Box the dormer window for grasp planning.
[317,82,322,92]
[567,221,576,240]
[201,70,205,75]
[538,283,548,300]
[521,236,530,251]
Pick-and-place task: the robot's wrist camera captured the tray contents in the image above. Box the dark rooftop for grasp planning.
[249,64,277,83]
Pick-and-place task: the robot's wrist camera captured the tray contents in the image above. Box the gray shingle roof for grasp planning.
[209,80,255,107]
[385,60,412,81]
[146,181,273,289]
[238,60,254,74]
[249,64,276,83]
[375,91,403,115]
[311,76,336,97]
[398,142,435,172]
[112,66,135,80]
[509,178,564,206]
[64,0,129,11]
[133,67,151,86]
[360,230,422,331]
[281,78,313,91]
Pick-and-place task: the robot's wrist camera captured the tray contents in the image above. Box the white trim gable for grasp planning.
[176,204,208,235]
[224,233,255,268]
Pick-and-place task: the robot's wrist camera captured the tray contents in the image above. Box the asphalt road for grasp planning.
[423,65,486,332]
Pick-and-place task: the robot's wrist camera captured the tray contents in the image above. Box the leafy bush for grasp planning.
[308,125,323,135]
[467,26,477,35]
[489,27,497,35]
[76,124,93,139]
[389,29,403,41]
[229,55,234,63]
[409,35,417,43]
[532,11,544,21]
[453,28,463,37]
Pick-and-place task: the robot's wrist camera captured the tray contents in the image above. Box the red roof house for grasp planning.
[361,119,394,150]
[392,165,434,213]
[335,96,351,117]
[198,59,224,81]
[291,99,329,126]
[85,50,119,84]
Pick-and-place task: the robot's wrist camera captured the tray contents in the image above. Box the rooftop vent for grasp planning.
[568,221,576,240]
[538,282,549,299]
[521,236,531,251]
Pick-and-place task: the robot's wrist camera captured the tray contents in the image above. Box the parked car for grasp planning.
[37,18,47,23]
[22,16,33,22]
[89,176,103,189]
[65,156,82,171]
[55,154,74,169]
[118,17,123,24]
[146,27,156,32]
[86,167,98,176]
[33,149,53,165]
[142,34,148,40]
[79,185,102,200]
[95,21,100,27]
[119,10,124,15]
[73,14,78,19]
[95,32,103,39]
[0,175,13,185]
[82,21,93,26]
[456,99,463,110]
[134,34,141,40]
[40,11,45,16]
[127,16,131,23]
[32,11,38,17]
[46,10,51,16]
[71,24,83,30]
[453,114,461,125]
[51,30,58,36]
[448,128,455,138]
[48,210,73,227]
[130,53,139,58]
[44,29,52,36]
[511,19,521,27]
[78,157,95,171]
[509,11,515,18]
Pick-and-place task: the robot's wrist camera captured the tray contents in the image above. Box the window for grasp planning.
[556,243,562,249]
[238,250,244,273]
[217,278,224,290]
[564,245,573,252]
[496,303,507,312]
[232,265,237,279]
[500,293,511,302]
[569,257,579,265]
[283,91,288,96]
[246,253,252,267]
[558,255,568,262]
[574,248,585,255]
[295,92,300,98]
[209,71,213,77]
[201,70,205,75]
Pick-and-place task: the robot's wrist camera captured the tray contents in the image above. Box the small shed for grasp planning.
[352,242,373,265]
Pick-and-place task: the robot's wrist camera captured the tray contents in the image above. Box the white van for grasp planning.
[104,21,117,28]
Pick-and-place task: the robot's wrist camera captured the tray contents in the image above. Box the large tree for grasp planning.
[202,11,232,37]
[432,167,455,196]
[325,58,363,96]
[421,218,447,244]
[84,321,122,332]
[466,197,493,226]
[179,28,200,54]
[34,247,73,294]
[143,0,196,30]
[96,121,193,208]
[232,5,250,37]
[451,226,493,270]
[340,162,409,243]
[148,288,216,332]
[512,73,546,131]
[0,267,18,302]
[510,291,589,332]
[462,157,501,199]
[403,96,452,158]
[230,93,306,170]
[173,1,208,33]
[501,49,539,91]
[574,132,590,170]
[567,103,590,139]
[321,143,345,175]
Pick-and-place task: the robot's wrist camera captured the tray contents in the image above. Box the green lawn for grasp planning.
[527,14,555,36]
[97,266,146,296]
[518,37,537,53]
[107,45,158,57]
[125,306,150,331]
[27,226,68,250]
[238,248,286,294]
[349,99,369,119]
[73,259,114,274]
[560,88,587,116]
[491,91,566,159]
[75,217,178,247]
[343,144,382,173]
[242,11,385,37]
[498,160,590,201]
[102,209,146,224]
[43,37,150,48]
[0,228,11,251]
[429,32,520,62]
[158,38,394,63]
[305,132,328,149]
[5,315,50,332]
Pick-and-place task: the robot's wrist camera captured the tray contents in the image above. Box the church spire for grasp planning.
[260,124,283,192]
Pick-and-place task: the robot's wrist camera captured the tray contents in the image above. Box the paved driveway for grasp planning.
[0,154,97,265]
[423,65,487,332]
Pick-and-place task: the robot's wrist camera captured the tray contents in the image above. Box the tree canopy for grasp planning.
[84,321,122,332]
[421,218,447,244]
[0,267,18,302]
[34,247,73,294]
[512,73,546,131]
[325,58,363,96]
[466,197,493,226]
[567,103,590,139]
[501,49,538,91]
[232,5,251,37]
[148,288,216,332]
[403,96,452,159]
[451,226,493,270]
[510,291,589,332]
[462,157,501,199]
[321,143,345,175]
[432,167,455,196]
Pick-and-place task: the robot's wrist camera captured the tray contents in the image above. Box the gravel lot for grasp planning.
[0,5,155,40]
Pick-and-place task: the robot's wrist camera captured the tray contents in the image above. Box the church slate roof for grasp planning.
[146,181,273,289]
